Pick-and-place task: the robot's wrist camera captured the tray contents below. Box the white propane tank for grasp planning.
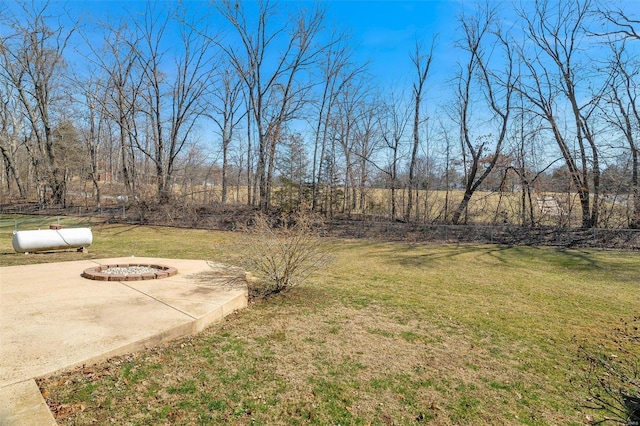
[12,228,93,253]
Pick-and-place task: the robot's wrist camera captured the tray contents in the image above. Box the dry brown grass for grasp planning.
[39,297,565,425]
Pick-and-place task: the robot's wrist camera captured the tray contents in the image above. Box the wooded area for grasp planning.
[1,0,639,228]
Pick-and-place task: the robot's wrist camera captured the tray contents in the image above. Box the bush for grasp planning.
[237,212,331,298]
[572,317,640,425]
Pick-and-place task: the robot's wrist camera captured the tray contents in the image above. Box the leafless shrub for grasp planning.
[572,317,640,425]
[237,212,330,298]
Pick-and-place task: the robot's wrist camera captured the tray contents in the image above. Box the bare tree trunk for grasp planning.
[451,6,514,225]
[0,86,26,198]
[82,78,105,206]
[0,144,25,197]
[246,97,255,206]
[381,93,410,220]
[206,65,243,205]
[407,40,434,221]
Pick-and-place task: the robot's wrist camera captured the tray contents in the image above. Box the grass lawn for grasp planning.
[1,216,639,424]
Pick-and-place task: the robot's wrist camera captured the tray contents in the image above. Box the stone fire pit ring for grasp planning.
[82,263,178,281]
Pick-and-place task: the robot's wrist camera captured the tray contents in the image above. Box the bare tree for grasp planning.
[217,0,328,211]
[0,77,26,197]
[74,74,109,206]
[310,33,364,212]
[380,92,410,219]
[331,77,374,215]
[509,103,553,226]
[599,7,640,40]
[451,5,514,225]
[436,119,456,222]
[81,19,143,196]
[601,41,640,227]
[516,0,601,228]
[353,98,382,214]
[0,1,74,206]
[407,39,435,221]
[132,4,217,202]
[207,63,244,204]
[594,7,640,227]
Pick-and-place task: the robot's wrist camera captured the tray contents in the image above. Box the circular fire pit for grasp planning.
[82,263,178,281]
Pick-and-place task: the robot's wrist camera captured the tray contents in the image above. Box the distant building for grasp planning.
[537,196,563,216]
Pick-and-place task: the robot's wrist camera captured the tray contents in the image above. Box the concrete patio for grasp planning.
[0,257,248,425]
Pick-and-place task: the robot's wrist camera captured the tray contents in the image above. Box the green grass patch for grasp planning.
[167,380,197,395]
[8,215,637,424]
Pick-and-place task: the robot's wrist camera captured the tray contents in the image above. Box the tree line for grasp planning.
[1,0,639,228]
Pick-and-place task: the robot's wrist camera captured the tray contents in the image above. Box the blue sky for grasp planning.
[52,0,460,88]
[43,0,640,91]
[323,0,457,84]
[13,0,640,88]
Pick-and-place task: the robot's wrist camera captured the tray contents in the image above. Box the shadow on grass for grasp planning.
[105,224,145,236]
[384,244,501,268]
[483,245,603,271]
[531,247,603,270]
[383,243,607,273]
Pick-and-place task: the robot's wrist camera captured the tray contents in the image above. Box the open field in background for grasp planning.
[329,187,634,229]
[9,179,633,228]
[1,216,639,424]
